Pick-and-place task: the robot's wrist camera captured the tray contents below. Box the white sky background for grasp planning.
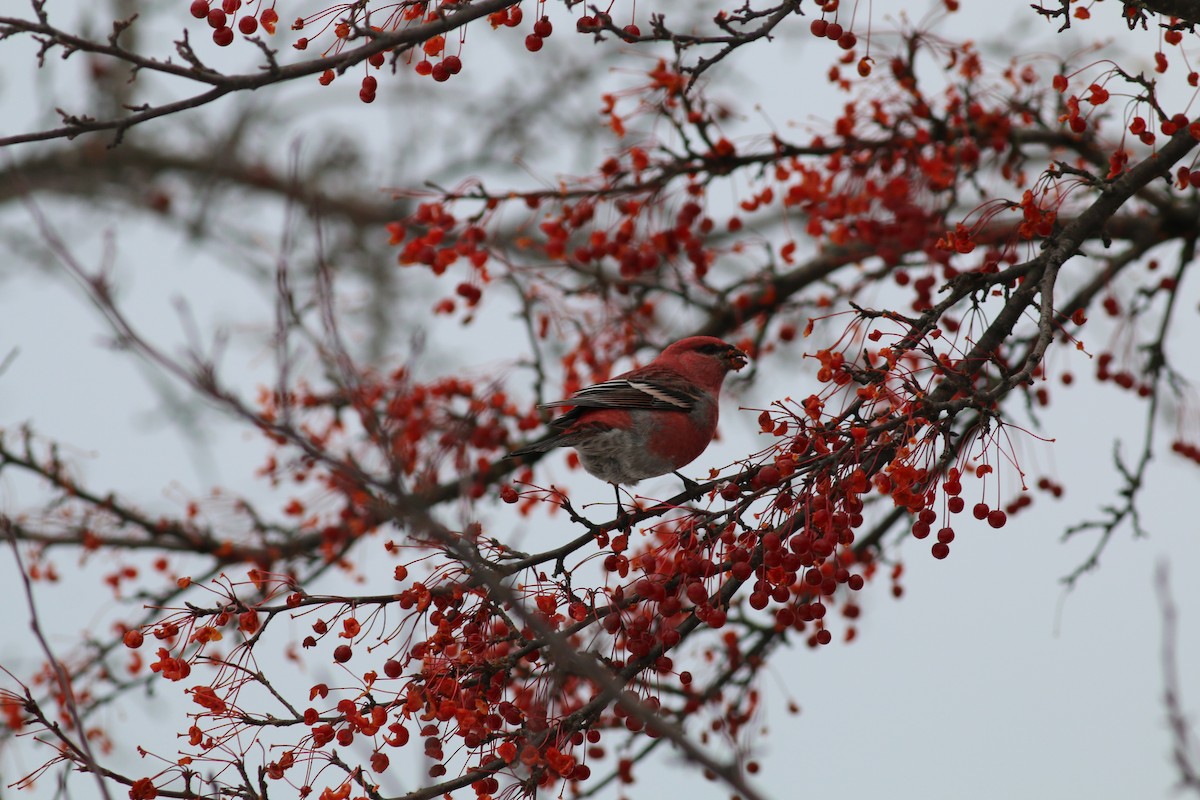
[1,1,1200,799]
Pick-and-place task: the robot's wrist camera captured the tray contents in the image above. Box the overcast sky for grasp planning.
[2,3,1199,799]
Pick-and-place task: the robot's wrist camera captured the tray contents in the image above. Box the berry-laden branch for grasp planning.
[0,0,518,146]
[957,126,1200,413]
[414,509,774,800]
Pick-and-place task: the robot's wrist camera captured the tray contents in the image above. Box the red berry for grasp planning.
[911,521,931,539]
[936,527,955,544]
[431,62,450,81]
[533,16,552,37]
[189,0,210,19]
[825,22,843,39]
[383,659,402,678]
[972,502,990,520]
[238,15,257,34]
[987,509,1008,529]
[525,34,543,52]
[443,55,462,74]
[333,645,353,663]
[577,15,597,31]
[837,32,857,49]
[622,24,641,38]
[931,542,950,559]
[810,19,828,37]
[212,26,234,46]
[123,629,144,648]
[414,60,433,76]
[361,75,378,92]
[221,0,241,12]
[206,8,227,28]
[505,6,523,26]
[754,465,782,488]
[500,485,519,503]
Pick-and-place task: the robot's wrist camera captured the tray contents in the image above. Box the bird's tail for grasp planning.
[507,437,559,458]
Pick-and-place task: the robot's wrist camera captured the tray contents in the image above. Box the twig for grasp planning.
[2,517,115,800]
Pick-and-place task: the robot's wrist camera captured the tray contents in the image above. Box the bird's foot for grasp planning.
[610,484,633,532]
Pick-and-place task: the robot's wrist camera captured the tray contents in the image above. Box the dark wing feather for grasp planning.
[540,375,700,412]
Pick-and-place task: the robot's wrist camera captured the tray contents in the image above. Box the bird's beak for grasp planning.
[726,346,749,371]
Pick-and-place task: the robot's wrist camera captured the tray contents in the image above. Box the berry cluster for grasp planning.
[189,0,278,45]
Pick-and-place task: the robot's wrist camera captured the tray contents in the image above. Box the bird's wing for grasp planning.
[540,371,701,413]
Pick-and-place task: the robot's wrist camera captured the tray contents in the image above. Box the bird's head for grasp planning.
[658,336,749,388]
[666,336,748,367]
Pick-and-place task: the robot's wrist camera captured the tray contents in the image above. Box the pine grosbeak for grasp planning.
[510,337,748,486]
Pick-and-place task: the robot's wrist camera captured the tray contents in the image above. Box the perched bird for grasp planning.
[509,336,748,489]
